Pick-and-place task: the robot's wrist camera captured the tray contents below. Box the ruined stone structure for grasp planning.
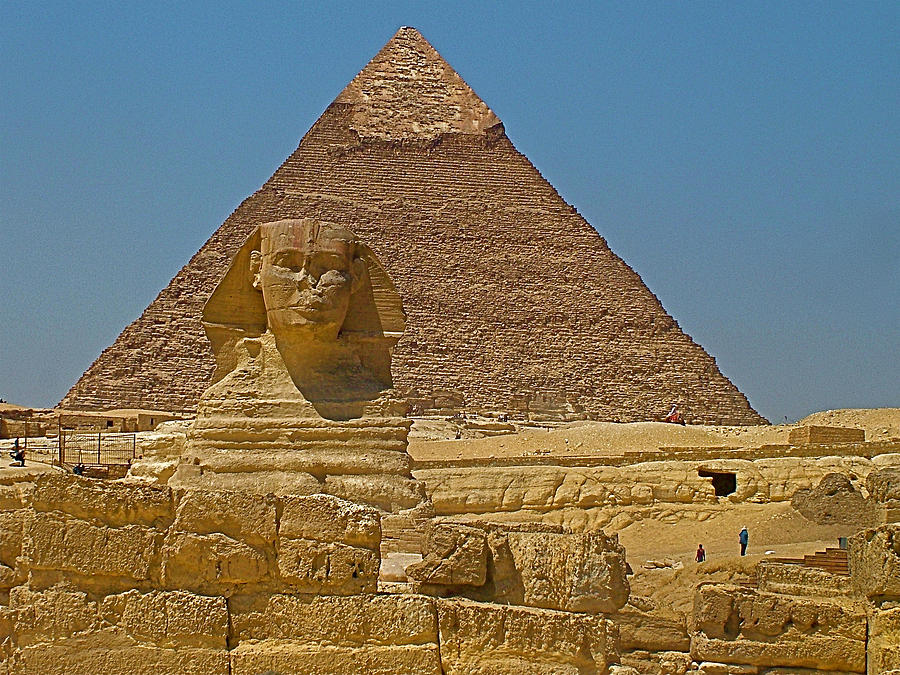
[0,475,625,674]
[61,27,765,425]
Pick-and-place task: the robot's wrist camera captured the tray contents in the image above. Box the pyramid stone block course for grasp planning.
[61,27,766,425]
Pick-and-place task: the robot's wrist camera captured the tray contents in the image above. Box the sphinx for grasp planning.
[176,219,424,512]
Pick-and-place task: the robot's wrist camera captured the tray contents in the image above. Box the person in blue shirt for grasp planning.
[739,527,749,556]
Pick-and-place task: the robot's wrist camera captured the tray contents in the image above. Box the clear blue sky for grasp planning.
[1,2,897,422]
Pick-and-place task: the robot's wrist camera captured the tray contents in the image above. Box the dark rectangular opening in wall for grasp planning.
[698,469,736,497]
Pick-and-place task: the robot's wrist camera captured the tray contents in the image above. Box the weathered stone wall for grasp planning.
[0,473,621,674]
[408,521,630,614]
[415,452,900,518]
[60,27,764,426]
[691,584,867,673]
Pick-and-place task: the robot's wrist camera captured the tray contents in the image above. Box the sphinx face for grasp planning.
[256,222,356,343]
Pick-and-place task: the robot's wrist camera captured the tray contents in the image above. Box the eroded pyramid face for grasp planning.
[61,27,765,426]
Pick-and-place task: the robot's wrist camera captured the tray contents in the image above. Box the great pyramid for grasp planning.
[61,27,766,425]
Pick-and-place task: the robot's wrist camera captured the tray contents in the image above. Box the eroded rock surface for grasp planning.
[691,584,866,672]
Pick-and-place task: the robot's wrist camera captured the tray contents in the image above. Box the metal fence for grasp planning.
[58,430,136,467]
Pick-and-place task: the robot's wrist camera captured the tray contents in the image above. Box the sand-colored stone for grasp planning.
[691,584,866,672]
[412,521,628,614]
[23,511,160,583]
[789,426,866,445]
[867,466,900,502]
[414,451,900,519]
[228,593,441,675]
[160,531,268,593]
[849,523,900,599]
[276,539,379,594]
[755,561,856,598]
[172,488,278,548]
[12,644,229,675]
[790,473,880,526]
[614,608,690,653]
[868,605,900,675]
[31,474,173,528]
[99,589,228,649]
[437,597,617,674]
[278,493,381,549]
[406,522,488,586]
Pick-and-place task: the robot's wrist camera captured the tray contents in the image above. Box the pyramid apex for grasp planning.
[334,28,501,141]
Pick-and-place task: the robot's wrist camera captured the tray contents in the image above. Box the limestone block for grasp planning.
[789,425,865,444]
[229,642,441,675]
[170,465,322,496]
[869,605,900,675]
[172,488,277,548]
[0,607,13,643]
[849,524,900,599]
[9,585,98,646]
[229,592,437,642]
[126,457,179,484]
[791,473,879,526]
[415,522,629,614]
[619,649,693,675]
[498,524,629,613]
[325,473,425,512]
[30,474,173,528]
[14,643,229,675]
[161,532,267,592]
[229,594,439,670]
[0,563,17,588]
[697,663,758,674]
[188,444,411,477]
[867,467,900,502]
[691,584,866,672]
[276,539,379,594]
[436,598,617,675]
[762,669,860,675]
[407,522,487,586]
[0,483,30,510]
[278,493,381,550]
[614,608,689,652]
[0,510,24,568]
[99,589,228,649]
[23,511,160,582]
[756,561,856,597]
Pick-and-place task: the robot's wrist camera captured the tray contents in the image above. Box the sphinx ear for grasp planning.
[350,256,368,293]
[249,250,263,291]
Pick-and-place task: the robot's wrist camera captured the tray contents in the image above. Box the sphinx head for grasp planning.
[250,220,366,344]
[202,218,405,385]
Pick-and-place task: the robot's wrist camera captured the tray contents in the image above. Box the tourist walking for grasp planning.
[739,526,749,556]
[695,544,706,563]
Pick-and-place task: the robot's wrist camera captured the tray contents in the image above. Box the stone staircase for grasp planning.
[770,547,850,576]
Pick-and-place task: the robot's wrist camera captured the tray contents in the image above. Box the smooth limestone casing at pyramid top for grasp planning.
[61,27,766,425]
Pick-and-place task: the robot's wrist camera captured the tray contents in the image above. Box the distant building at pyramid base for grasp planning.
[60,27,767,426]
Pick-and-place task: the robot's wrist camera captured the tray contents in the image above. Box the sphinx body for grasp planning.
[175,219,424,513]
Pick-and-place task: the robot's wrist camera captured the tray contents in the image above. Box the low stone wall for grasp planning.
[414,452,900,517]
[0,473,621,674]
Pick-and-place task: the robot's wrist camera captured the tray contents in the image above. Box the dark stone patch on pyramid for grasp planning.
[61,27,766,425]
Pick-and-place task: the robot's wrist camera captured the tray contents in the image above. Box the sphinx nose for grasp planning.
[294,266,319,290]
